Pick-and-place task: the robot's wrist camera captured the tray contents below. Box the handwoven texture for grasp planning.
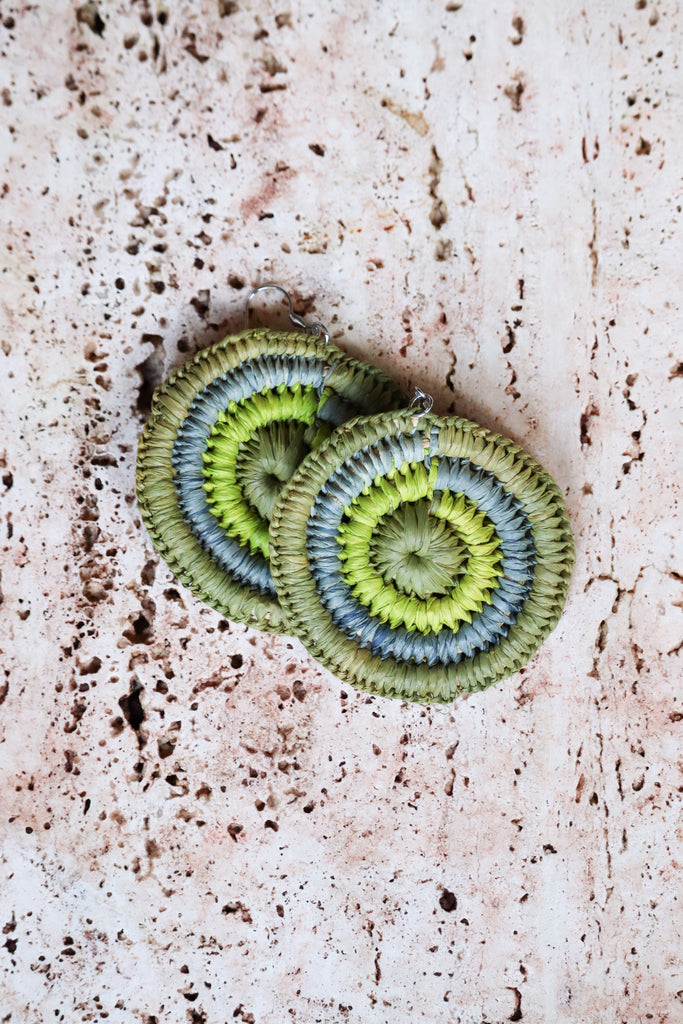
[136,329,407,632]
[270,410,575,701]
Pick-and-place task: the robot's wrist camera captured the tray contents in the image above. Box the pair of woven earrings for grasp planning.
[136,285,574,704]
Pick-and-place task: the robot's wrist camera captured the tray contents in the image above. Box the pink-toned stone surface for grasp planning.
[0,1,681,1022]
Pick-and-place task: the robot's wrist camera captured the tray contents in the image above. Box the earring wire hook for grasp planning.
[409,386,434,417]
[245,287,430,413]
[244,283,330,344]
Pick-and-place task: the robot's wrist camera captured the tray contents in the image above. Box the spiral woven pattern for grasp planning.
[270,410,574,701]
[136,329,406,632]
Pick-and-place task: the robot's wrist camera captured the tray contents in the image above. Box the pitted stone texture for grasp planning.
[0,1,681,1023]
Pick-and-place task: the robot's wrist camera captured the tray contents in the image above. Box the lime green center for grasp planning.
[337,460,503,634]
[202,383,330,558]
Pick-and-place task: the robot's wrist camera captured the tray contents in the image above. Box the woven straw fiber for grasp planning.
[269,410,574,701]
[136,329,407,633]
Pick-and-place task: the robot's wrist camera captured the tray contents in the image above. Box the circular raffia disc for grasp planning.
[270,410,575,702]
[136,329,407,633]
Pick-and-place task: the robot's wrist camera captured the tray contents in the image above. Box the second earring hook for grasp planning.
[244,283,330,344]
[245,283,433,416]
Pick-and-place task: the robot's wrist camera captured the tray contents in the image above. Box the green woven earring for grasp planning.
[136,286,406,633]
[270,388,575,703]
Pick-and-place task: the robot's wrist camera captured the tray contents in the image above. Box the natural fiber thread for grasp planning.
[269,410,574,702]
[337,467,504,633]
[136,329,406,633]
[202,383,326,559]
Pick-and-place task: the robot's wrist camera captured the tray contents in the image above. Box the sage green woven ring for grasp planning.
[269,410,575,702]
[136,329,406,632]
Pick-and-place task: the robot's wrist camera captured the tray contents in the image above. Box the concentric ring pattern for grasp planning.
[270,410,574,701]
[136,329,407,632]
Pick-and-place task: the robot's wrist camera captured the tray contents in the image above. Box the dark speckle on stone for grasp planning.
[507,986,523,1021]
[76,2,105,37]
[439,889,457,912]
[118,678,146,746]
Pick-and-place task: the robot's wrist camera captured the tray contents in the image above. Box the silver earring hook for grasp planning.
[409,386,434,417]
[244,283,330,344]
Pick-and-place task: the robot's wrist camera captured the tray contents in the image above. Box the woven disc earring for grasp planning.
[136,286,406,633]
[269,389,574,702]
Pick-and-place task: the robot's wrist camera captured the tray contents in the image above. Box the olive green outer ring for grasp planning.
[135,329,407,634]
[269,410,575,701]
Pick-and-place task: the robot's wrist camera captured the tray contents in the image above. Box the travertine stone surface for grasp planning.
[0,2,681,1022]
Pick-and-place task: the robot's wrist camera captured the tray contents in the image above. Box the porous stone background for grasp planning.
[0,1,681,1022]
